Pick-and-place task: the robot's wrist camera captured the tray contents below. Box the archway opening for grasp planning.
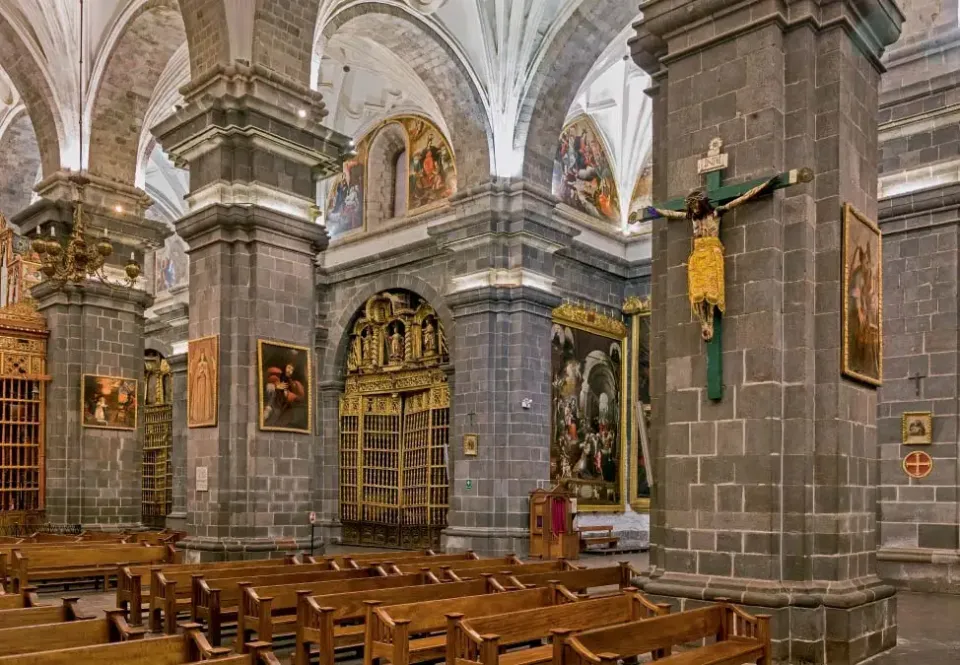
[338,289,450,549]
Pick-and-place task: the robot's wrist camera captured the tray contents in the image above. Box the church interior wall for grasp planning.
[874,0,960,591]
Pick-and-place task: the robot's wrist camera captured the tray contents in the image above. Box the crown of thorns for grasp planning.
[685,189,710,206]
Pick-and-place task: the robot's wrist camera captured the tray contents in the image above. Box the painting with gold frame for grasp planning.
[81,374,138,430]
[841,203,882,386]
[624,296,651,510]
[187,335,219,428]
[902,411,932,445]
[550,303,627,512]
[257,339,313,433]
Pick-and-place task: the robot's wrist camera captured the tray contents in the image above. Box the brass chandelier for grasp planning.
[31,179,141,289]
[32,0,141,291]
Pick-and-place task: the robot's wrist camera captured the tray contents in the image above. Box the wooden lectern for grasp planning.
[528,487,579,560]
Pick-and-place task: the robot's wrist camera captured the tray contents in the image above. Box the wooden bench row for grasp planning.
[9,543,179,592]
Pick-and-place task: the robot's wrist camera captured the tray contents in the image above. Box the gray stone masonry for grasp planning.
[632,1,903,663]
[152,65,350,559]
[33,279,152,527]
[166,352,187,531]
[873,3,960,593]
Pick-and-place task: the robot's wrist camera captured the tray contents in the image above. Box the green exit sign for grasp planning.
[465,479,472,490]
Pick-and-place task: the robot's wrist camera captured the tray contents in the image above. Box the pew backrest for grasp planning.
[14,544,173,569]
[502,563,632,592]
[151,560,331,595]
[326,550,433,569]
[372,587,554,635]
[0,596,85,630]
[0,610,141,656]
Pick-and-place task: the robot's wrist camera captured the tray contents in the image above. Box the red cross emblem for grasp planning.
[903,451,933,479]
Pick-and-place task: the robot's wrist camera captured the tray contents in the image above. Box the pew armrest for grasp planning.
[247,641,283,665]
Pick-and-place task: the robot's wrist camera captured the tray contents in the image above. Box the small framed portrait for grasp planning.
[463,433,478,456]
[902,412,933,445]
[81,374,138,430]
[257,339,313,434]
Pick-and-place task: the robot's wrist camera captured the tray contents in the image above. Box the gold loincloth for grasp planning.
[688,236,725,318]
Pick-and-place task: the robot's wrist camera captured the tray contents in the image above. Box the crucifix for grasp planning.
[644,138,813,401]
[910,371,926,396]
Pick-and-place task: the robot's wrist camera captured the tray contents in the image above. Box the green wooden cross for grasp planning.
[642,138,812,401]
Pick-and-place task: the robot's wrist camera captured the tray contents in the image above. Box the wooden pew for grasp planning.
[0,609,144,656]
[11,544,178,592]
[0,586,40,610]
[192,565,392,646]
[325,549,434,570]
[118,554,306,627]
[576,526,618,553]
[446,589,668,665]
[77,532,131,543]
[555,603,771,665]
[0,622,255,665]
[499,563,634,595]
[293,577,500,665]
[341,551,478,571]
[365,586,572,665]
[0,542,139,585]
[401,559,576,582]
[0,597,90,629]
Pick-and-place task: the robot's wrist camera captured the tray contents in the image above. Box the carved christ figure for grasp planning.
[649,178,776,341]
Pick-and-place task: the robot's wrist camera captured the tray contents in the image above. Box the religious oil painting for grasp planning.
[81,374,138,430]
[402,116,457,210]
[841,204,883,386]
[902,412,933,445]
[187,335,219,428]
[325,137,368,239]
[632,307,651,506]
[552,115,621,223]
[258,339,312,433]
[550,304,627,511]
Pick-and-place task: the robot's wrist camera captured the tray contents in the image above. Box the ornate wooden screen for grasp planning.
[0,303,49,523]
[339,290,450,549]
[142,354,172,526]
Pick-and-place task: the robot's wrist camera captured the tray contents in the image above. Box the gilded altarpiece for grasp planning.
[0,303,49,526]
[339,291,450,549]
[142,353,172,526]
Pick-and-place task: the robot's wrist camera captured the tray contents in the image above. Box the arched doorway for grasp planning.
[339,290,450,549]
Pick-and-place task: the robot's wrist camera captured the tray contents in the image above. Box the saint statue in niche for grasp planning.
[389,325,404,363]
[423,319,436,356]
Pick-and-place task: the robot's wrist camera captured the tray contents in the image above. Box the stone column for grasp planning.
[152,63,349,559]
[431,181,576,555]
[166,352,188,530]
[632,2,903,663]
[33,280,152,527]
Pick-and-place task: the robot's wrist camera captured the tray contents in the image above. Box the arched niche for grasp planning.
[366,122,407,232]
[552,114,621,224]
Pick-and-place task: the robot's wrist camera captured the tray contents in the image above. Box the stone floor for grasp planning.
[44,548,960,664]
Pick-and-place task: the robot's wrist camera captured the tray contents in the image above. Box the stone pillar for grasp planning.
[152,63,349,558]
[432,181,576,555]
[166,351,188,530]
[33,281,152,527]
[314,379,344,544]
[632,2,903,663]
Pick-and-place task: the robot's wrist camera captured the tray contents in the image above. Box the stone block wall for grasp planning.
[37,282,151,527]
[876,3,960,592]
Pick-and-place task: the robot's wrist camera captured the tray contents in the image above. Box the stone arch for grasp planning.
[323,3,491,189]
[515,0,637,188]
[323,274,454,385]
[88,0,186,185]
[0,109,42,218]
[144,337,174,358]
[365,122,407,231]
[0,16,63,177]
[177,0,230,78]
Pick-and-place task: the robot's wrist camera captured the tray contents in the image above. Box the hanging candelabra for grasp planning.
[31,180,141,289]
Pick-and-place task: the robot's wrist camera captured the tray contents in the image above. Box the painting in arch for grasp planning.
[324,115,457,239]
[552,115,621,223]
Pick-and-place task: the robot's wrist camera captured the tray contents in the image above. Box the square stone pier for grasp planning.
[631,1,904,663]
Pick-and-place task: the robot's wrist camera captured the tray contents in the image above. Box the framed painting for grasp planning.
[81,374,138,430]
[325,136,368,239]
[841,204,883,386]
[401,116,458,211]
[257,339,312,433]
[552,114,621,223]
[624,296,651,510]
[902,411,933,445]
[550,303,627,512]
[188,335,219,428]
